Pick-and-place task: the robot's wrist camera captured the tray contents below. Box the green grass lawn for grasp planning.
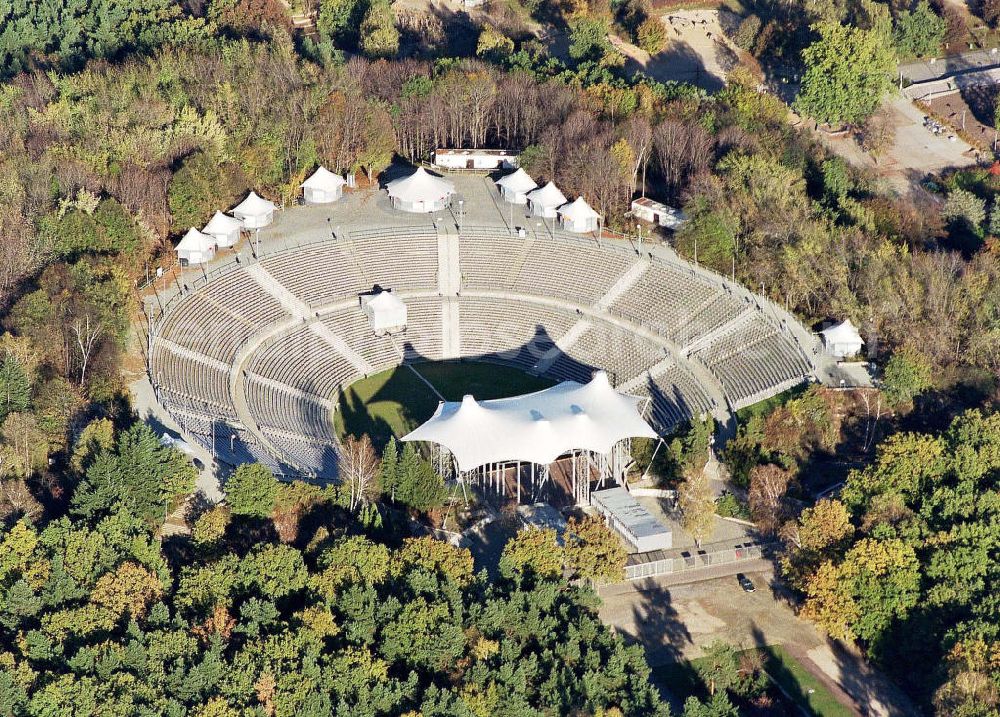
[653,645,852,717]
[411,360,554,401]
[333,361,555,450]
[734,382,808,424]
[763,645,853,717]
[334,366,439,450]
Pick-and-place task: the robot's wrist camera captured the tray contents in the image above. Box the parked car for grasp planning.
[737,573,756,593]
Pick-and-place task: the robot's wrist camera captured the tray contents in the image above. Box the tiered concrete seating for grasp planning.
[151,342,233,416]
[399,296,444,361]
[247,324,359,400]
[510,236,633,305]
[320,308,400,371]
[692,314,811,408]
[457,296,578,371]
[610,260,746,344]
[631,365,715,433]
[459,228,522,289]
[260,243,365,308]
[350,228,438,291]
[550,322,664,387]
[261,429,338,477]
[244,376,333,441]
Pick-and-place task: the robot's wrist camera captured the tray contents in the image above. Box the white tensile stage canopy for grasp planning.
[403,371,656,504]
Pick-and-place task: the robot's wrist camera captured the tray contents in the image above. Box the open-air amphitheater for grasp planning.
[146,174,822,482]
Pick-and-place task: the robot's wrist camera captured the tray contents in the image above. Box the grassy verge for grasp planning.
[652,645,852,717]
[763,645,853,717]
[735,383,808,424]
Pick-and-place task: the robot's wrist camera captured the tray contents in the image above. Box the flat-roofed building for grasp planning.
[432,148,519,170]
[631,197,687,229]
[591,487,672,552]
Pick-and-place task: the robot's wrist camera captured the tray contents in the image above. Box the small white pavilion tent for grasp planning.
[404,371,656,473]
[386,167,455,213]
[202,211,243,248]
[232,191,276,229]
[820,320,864,359]
[301,166,346,204]
[175,228,216,266]
[495,168,538,204]
[558,197,601,233]
[360,291,408,334]
[526,181,567,218]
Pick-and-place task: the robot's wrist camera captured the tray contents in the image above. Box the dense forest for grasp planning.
[0,0,998,715]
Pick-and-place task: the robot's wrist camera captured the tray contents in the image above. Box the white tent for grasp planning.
[386,167,455,213]
[558,197,601,233]
[526,181,567,218]
[232,191,276,229]
[403,371,657,473]
[820,320,864,359]
[301,166,346,204]
[360,291,407,334]
[175,228,216,265]
[202,211,243,248]
[495,168,538,204]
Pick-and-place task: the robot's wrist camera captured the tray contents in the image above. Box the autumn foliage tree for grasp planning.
[565,515,627,582]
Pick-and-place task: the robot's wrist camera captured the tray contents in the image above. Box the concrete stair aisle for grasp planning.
[279,0,320,40]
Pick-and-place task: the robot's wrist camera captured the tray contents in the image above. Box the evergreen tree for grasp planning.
[225,463,278,518]
[0,354,30,424]
[71,423,195,526]
[380,436,399,501]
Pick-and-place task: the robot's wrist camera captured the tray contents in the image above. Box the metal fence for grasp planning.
[623,541,777,581]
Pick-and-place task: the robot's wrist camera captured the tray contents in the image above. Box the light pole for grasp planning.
[458,199,464,234]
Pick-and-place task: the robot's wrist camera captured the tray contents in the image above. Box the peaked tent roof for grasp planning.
[526,181,567,208]
[301,166,346,191]
[495,168,538,193]
[403,371,657,472]
[819,319,864,345]
[232,191,276,217]
[386,167,455,203]
[203,211,243,234]
[364,291,407,311]
[558,196,601,221]
[176,228,216,252]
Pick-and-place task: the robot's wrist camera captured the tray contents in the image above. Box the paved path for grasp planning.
[129,375,224,502]
[900,48,1000,84]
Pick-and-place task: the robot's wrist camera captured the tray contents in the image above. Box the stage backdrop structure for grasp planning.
[232,191,277,229]
[202,211,243,248]
[301,166,346,204]
[386,167,455,213]
[404,371,656,505]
